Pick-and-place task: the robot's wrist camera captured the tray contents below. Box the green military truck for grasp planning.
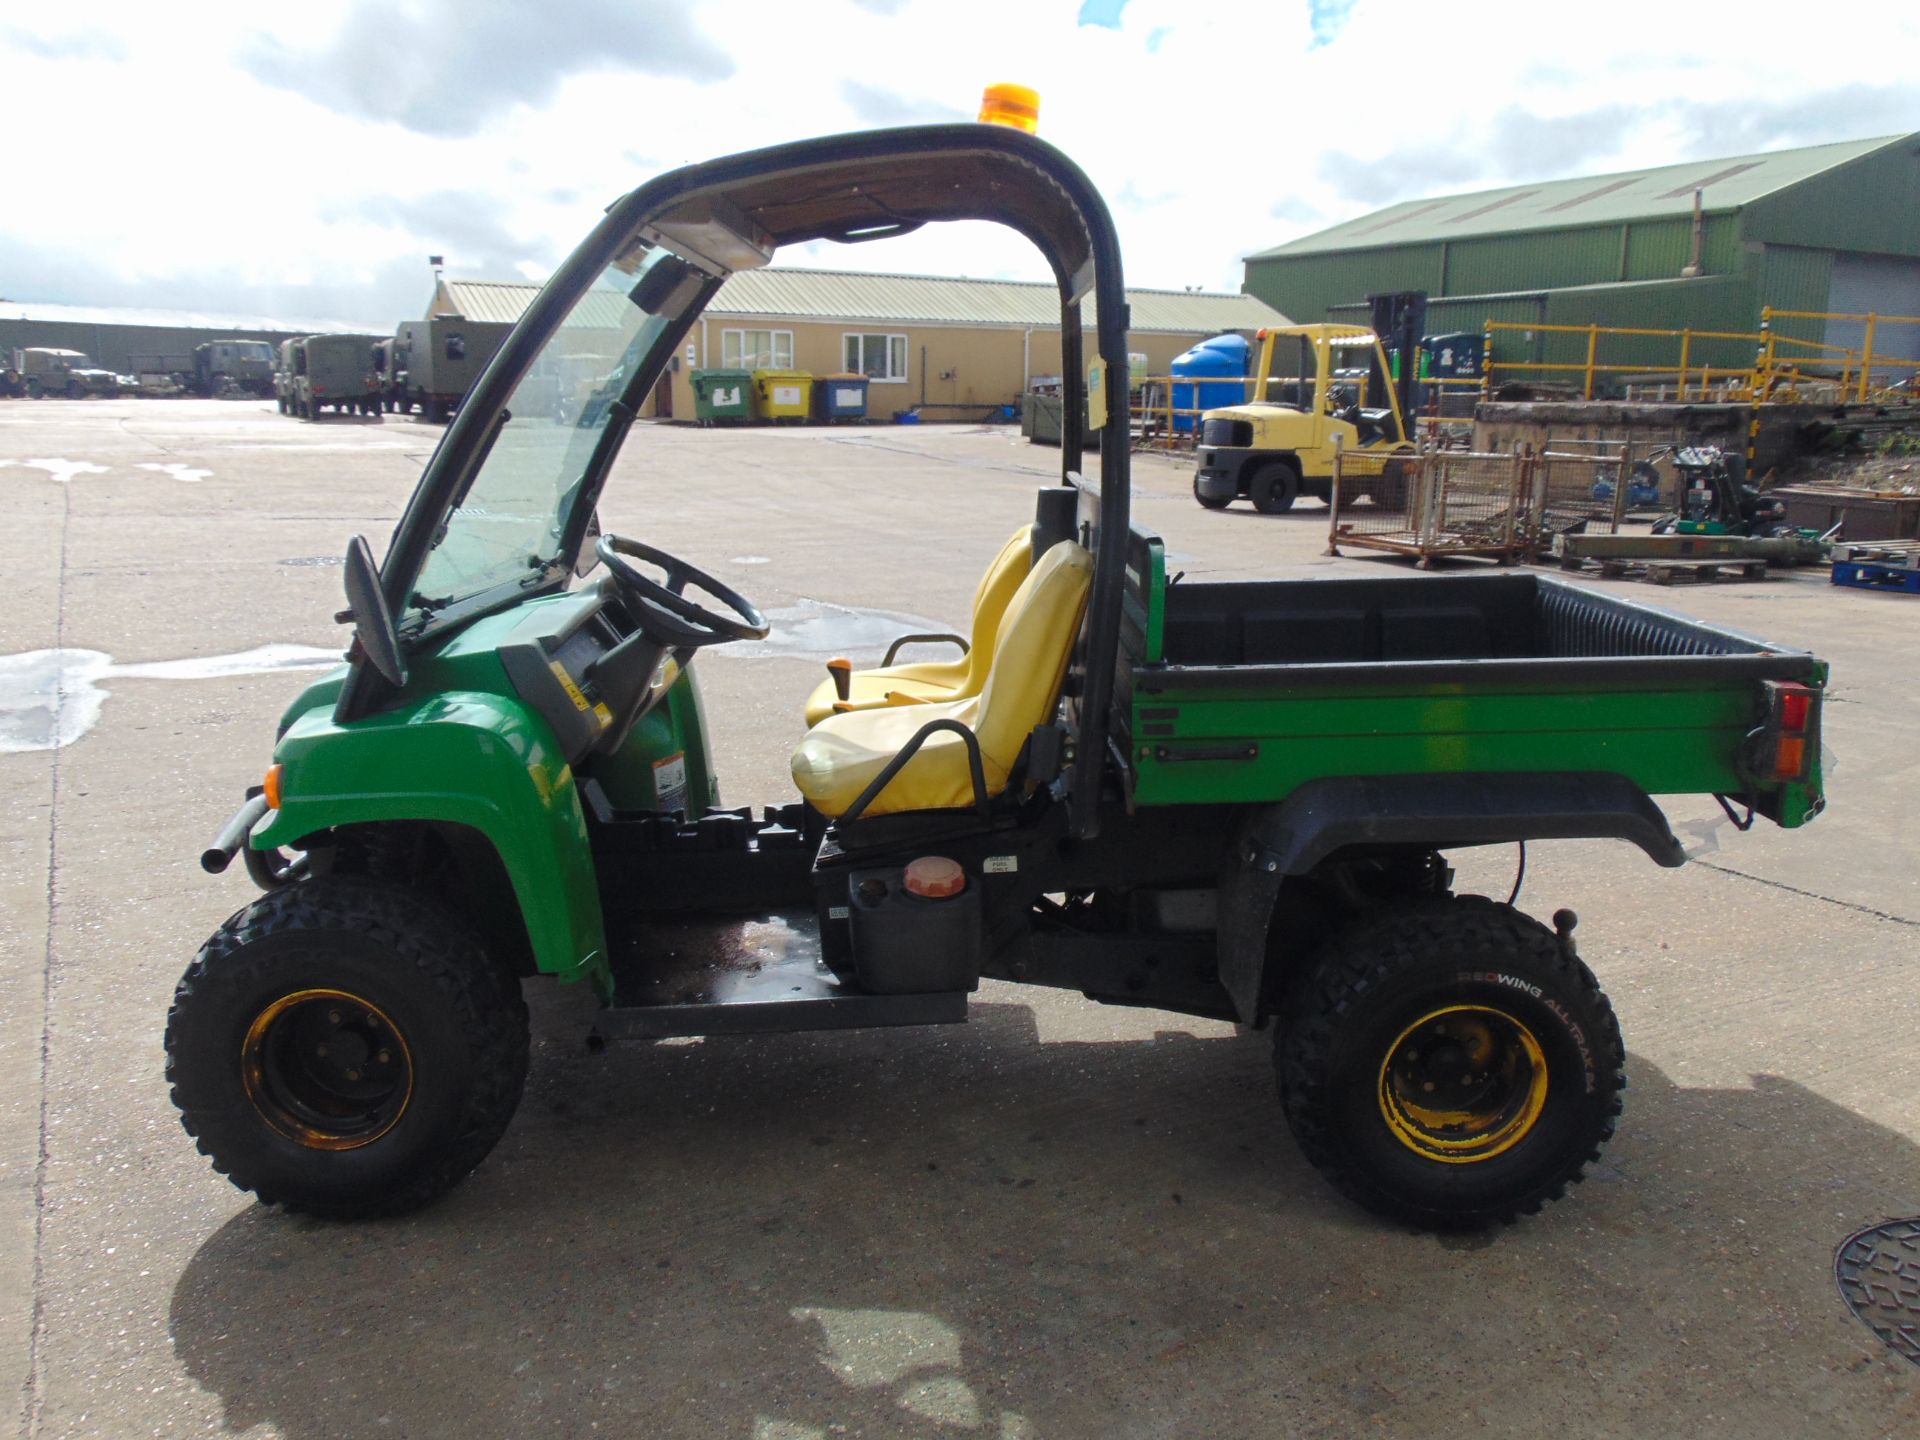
[281,334,382,419]
[372,335,408,413]
[13,347,133,398]
[170,123,1827,1234]
[192,339,276,398]
[392,316,512,421]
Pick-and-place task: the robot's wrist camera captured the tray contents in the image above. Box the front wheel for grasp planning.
[1250,460,1300,514]
[1276,895,1624,1230]
[166,877,530,1218]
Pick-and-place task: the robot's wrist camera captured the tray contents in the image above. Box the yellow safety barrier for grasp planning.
[1481,321,1760,402]
[1753,307,1920,405]
[1480,313,1920,406]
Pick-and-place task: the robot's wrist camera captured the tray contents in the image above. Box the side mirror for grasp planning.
[340,535,408,686]
[575,511,603,577]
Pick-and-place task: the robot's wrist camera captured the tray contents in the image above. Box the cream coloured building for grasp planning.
[428,270,1287,420]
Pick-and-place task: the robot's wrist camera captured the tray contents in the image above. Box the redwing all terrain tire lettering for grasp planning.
[1276,895,1624,1229]
[165,877,529,1218]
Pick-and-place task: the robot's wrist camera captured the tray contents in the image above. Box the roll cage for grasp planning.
[340,123,1135,838]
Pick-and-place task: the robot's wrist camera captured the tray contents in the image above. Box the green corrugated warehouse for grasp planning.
[1243,134,1920,391]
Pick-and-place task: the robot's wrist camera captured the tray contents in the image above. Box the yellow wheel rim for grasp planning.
[241,988,414,1151]
[1377,1004,1548,1164]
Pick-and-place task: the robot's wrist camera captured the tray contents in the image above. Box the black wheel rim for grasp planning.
[241,988,414,1150]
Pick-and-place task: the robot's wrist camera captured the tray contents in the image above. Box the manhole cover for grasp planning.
[1836,1219,1920,1366]
[279,555,343,567]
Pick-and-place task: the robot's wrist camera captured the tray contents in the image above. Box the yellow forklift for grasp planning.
[1192,321,1416,514]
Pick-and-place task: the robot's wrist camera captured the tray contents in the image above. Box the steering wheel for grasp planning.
[595,534,770,648]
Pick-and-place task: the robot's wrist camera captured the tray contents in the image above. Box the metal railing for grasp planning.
[1480,313,1920,405]
[1753,308,1920,405]
[1480,321,1758,401]
[1126,376,1258,452]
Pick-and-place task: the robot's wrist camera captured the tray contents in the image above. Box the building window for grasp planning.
[844,333,909,383]
[721,328,793,369]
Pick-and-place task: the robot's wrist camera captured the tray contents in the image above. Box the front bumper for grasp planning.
[1193,449,1241,501]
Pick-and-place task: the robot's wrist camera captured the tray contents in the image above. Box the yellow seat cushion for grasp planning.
[801,525,1032,726]
[792,541,1093,818]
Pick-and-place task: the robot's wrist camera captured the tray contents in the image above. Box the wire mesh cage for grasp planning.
[1329,444,1533,567]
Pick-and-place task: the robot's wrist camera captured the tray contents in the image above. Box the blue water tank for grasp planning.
[1170,333,1252,434]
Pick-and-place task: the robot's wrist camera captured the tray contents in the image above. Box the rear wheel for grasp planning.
[1276,895,1624,1230]
[1192,474,1231,509]
[166,877,530,1218]
[1250,460,1300,514]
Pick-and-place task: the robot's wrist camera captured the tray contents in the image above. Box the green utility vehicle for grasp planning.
[170,124,1828,1232]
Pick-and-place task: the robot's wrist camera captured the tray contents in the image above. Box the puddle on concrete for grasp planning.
[218,441,416,452]
[713,600,950,663]
[0,644,341,755]
[135,462,212,483]
[0,458,110,484]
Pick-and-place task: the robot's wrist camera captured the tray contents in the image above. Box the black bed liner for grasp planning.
[1139,572,1820,693]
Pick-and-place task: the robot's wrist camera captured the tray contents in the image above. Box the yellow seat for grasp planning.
[792,541,1093,819]
[802,526,1032,726]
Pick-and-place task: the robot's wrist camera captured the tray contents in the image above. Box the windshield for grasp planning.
[406,244,679,619]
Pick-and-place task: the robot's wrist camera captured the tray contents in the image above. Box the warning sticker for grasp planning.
[653,751,689,815]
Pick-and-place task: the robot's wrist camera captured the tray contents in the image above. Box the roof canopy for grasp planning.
[1252,134,1911,259]
[436,269,1285,334]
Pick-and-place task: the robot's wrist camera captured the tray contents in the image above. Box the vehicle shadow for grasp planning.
[169,999,1920,1438]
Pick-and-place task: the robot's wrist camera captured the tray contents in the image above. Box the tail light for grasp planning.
[1764,681,1815,781]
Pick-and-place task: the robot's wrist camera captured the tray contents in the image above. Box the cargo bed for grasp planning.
[1116,566,1823,821]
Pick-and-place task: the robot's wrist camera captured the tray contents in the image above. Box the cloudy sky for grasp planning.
[3,0,1916,325]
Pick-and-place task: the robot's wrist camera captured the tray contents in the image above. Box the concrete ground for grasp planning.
[3,398,1916,1439]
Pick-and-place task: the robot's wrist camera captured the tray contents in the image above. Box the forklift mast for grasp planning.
[1367,290,1428,426]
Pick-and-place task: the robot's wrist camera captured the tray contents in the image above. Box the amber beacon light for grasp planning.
[978,83,1041,133]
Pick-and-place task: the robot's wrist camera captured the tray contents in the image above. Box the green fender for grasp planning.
[253,690,609,993]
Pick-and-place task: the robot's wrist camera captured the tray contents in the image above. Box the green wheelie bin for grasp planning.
[691,369,754,425]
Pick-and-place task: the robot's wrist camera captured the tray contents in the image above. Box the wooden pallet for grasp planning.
[1832,560,1920,595]
[1573,556,1772,586]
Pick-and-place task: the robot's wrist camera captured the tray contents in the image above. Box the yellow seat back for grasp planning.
[800,525,1032,727]
[970,538,1094,774]
[788,541,1092,819]
[956,526,1033,691]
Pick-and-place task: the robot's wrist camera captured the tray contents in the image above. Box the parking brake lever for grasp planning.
[826,657,852,703]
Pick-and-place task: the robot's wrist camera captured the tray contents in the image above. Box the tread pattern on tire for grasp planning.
[166,877,529,1218]
[1276,894,1625,1229]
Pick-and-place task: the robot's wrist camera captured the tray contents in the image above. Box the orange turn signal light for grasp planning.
[1774,736,1807,781]
[263,763,284,810]
[978,83,1040,134]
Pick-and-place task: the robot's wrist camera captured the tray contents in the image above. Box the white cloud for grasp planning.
[2,0,1916,323]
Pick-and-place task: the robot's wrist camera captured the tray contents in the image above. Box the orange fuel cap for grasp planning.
[904,855,966,898]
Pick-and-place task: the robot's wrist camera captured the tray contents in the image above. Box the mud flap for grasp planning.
[1215,772,1685,1023]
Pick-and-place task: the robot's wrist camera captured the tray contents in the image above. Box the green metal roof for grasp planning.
[1250,134,1912,259]
[437,270,1288,334]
